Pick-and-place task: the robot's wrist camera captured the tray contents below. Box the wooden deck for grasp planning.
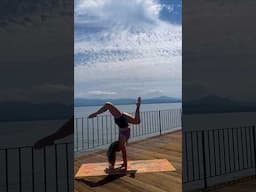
[209,177,256,192]
[74,131,182,192]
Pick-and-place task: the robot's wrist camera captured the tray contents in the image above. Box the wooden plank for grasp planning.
[75,159,175,178]
[75,131,182,192]
[120,176,167,192]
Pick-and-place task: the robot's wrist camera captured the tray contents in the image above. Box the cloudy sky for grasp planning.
[0,1,73,104]
[74,0,182,99]
[183,0,256,103]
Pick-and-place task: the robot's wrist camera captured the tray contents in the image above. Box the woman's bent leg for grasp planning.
[89,102,122,118]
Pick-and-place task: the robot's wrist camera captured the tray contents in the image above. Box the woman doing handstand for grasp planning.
[88,97,141,171]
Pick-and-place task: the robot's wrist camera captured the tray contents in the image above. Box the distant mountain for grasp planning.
[0,102,72,122]
[74,96,181,107]
[183,95,256,114]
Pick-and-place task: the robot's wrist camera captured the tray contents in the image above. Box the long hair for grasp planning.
[107,141,120,163]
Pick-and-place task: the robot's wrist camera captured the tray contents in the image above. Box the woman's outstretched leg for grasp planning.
[88,102,122,118]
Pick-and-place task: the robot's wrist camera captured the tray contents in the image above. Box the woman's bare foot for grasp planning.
[136,96,141,107]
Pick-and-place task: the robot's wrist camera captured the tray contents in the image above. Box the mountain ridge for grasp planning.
[184,95,256,114]
[75,96,181,107]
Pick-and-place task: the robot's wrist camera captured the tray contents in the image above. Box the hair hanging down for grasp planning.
[107,141,120,163]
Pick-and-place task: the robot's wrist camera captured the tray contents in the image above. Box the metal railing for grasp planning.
[183,125,256,191]
[74,108,182,153]
[0,143,73,192]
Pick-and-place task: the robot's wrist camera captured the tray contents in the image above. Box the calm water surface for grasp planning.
[75,102,182,118]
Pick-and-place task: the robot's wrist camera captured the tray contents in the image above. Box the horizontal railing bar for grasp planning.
[75,108,181,119]
[183,124,256,191]
[74,108,182,153]
[183,125,254,133]
[0,142,73,150]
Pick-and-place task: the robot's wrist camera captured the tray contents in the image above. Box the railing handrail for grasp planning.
[183,124,256,191]
[0,142,73,150]
[183,124,255,133]
[74,108,182,153]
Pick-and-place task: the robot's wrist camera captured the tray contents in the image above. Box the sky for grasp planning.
[1,0,255,105]
[183,0,256,103]
[74,0,182,99]
[0,1,73,104]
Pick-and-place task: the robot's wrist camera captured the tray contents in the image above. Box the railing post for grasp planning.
[75,118,78,152]
[180,108,182,127]
[65,143,70,192]
[31,147,35,192]
[82,117,84,149]
[201,130,208,189]
[5,149,8,192]
[252,125,256,176]
[18,148,22,192]
[43,147,47,192]
[159,110,162,135]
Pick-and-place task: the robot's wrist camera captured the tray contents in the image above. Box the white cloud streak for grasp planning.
[75,0,181,99]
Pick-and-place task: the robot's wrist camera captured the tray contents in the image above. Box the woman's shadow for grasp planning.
[76,168,137,187]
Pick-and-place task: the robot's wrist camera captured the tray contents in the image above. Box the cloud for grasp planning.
[74,0,181,65]
[74,56,182,99]
[75,89,117,98]
[75,0,161,27]
[75,0,181,99]
[88,90,117,96]
[143,89,164,97]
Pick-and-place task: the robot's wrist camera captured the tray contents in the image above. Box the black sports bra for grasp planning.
[114,114,129,128]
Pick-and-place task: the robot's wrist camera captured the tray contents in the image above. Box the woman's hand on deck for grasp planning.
[120,162,127,171]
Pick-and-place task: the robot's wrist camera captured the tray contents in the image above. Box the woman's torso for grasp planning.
[114,114,129,129]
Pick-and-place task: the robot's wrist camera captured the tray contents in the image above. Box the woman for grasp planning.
[88,97,141,171]
[34,116,73,148]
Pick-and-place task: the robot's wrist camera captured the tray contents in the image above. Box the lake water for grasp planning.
[0,103,181,148]
[75,102,182,118]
